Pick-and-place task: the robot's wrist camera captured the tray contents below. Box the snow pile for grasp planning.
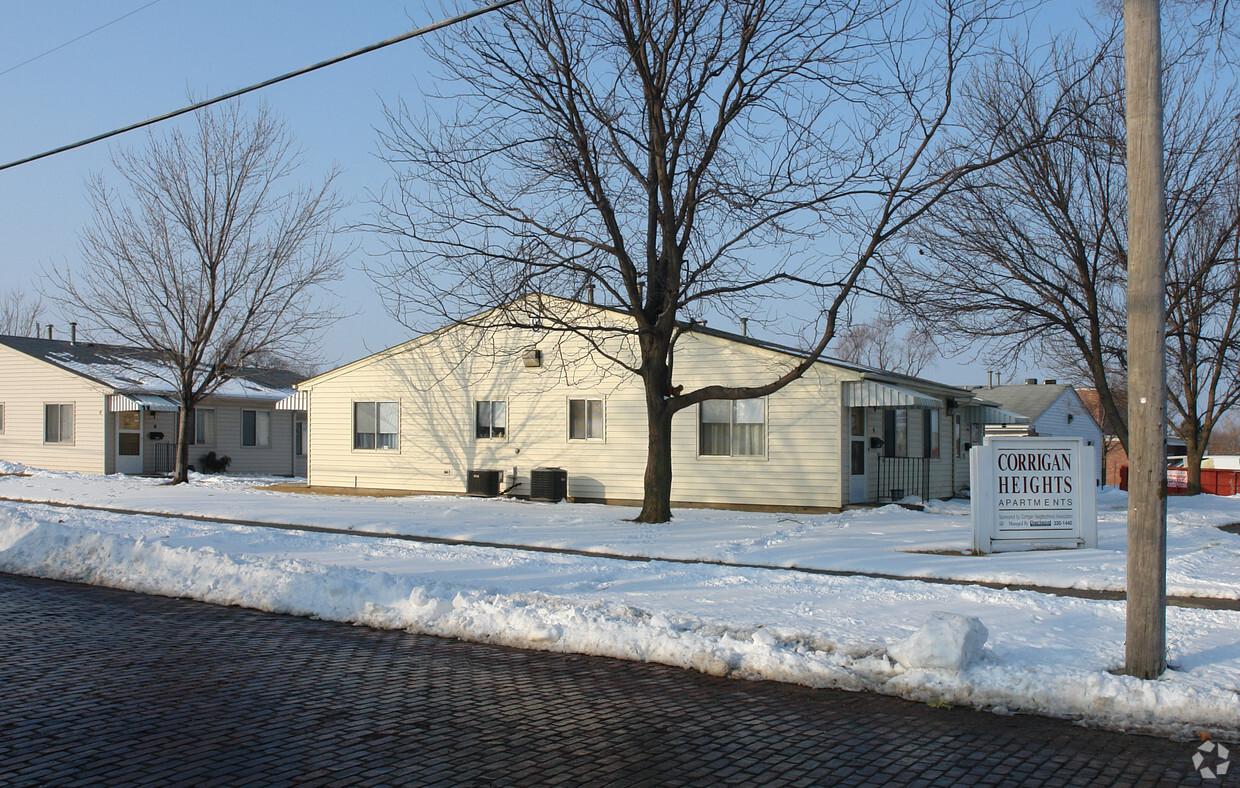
[5,470,1240,599]
[2,501,1238,739]
[888,612,988,672]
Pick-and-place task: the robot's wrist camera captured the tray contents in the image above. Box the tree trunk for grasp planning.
[173,404,193,484]
[1185,433,1204,496]
[634,335,676,523]
[636,396,675,523]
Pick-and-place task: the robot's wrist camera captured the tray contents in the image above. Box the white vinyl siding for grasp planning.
[44,403,75,444]
[300,320,865,508]
[354,401,399,450]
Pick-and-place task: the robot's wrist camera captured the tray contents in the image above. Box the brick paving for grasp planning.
[0,571,1216,787]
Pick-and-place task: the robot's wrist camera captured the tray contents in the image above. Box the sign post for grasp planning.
[971,436,1097,554]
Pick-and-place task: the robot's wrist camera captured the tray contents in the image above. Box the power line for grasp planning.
[0,0,522,173]
[0,0,167,79]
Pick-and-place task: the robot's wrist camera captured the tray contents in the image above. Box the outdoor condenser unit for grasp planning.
[529,467,568,502]
[467,469,503,497]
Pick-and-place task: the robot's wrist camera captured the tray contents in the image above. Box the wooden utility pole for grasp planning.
[1124,0,1168,679]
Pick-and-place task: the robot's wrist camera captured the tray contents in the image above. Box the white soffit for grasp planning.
[108,394,179,412]
[842,380,942,409]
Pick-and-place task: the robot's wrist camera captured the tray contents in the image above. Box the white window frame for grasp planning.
[568,398,605,441]
[698,398,766,458]
[191,408,216,446]
[353,401,400,451]
[0,402,5,434]
[475,400,508,440]
[44,403,75,445]
[241,409,271,448]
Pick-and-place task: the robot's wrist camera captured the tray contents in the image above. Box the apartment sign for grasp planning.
[971,436,1097,554]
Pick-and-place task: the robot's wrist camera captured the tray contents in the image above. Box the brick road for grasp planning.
[0,572,1218,787]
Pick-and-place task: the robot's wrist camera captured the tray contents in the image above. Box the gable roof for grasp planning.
[0,334,302,401]
[298,295,977,402]
[966,384,1073,422]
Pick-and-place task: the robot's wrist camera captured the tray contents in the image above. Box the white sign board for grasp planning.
[971,436,1097,554]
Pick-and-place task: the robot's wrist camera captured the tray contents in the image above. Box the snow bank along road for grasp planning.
[1,572,1210,787]
[1,467,1239,740]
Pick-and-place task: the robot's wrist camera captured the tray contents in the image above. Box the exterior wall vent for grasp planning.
[523,348,542,368]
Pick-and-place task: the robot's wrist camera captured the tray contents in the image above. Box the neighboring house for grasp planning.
[295,297,1015,511]
[969,381,1104,486]
[0,333,307,477]
[1076,388,1186,487]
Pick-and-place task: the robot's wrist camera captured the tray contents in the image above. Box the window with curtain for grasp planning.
[476,400,507,439]
[192,408,215,445]
[883,408,909,457]
[44,403,74,443]
[354,402,398,450]
[924,410,940,459]
[242,409,270,448]
[568,399,604,440]
[699,399,765,457]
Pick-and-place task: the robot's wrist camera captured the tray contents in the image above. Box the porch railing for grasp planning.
[876,456,930,503]
[150,442,177,476]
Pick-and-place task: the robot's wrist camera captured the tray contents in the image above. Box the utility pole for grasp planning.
[1124,0,1168,679]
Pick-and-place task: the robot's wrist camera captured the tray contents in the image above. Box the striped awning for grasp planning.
[842,380,942,409]
[275,391,308,411]
[108,393,180,412]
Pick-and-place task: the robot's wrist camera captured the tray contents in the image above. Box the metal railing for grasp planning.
[150,443,177,476]
[876,456,930,503]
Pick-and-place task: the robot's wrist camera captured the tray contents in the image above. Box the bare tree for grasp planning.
[888,25,1240,494]
[835,311,939,376]
[371,0,1080,523]
[0,288,42,336]
[45,102,347,484]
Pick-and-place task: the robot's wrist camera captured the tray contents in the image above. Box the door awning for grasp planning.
[108,394,180,412]
[842,380,942,409]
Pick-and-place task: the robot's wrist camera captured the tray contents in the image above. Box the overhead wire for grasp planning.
[0,0,167,79]
[0,0,522,173]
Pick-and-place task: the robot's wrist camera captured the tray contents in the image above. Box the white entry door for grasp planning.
[849,407,867,503]
[116,411,143,474]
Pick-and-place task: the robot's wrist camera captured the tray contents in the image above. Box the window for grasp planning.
[953,414,963,458]
[295,420,306,457]
[883,408,908,457]
[476,400,507,439]
[191,408,215,446]
[0,403,5,433]
[569,399,604,440]
[699,399,765,457]
[924,410,940,459]
[44,403,74,444]
[242,409,270,448]
[354,401,398,450]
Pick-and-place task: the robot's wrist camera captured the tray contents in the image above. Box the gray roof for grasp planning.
[966,384,1072,422]
[0,334,303,400]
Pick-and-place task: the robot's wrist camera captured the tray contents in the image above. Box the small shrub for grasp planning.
[198,451,232,474]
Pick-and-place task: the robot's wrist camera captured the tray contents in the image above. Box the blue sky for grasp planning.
[0,0,1087,384]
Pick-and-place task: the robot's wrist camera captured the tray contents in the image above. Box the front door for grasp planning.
[116,411,143,474]
[849,407,867,503]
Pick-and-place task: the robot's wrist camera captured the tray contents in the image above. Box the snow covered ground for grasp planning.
[1,463,1238,739]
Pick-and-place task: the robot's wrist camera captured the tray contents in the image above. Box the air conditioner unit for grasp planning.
[467,469,503,497]
[529,467,567,502]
